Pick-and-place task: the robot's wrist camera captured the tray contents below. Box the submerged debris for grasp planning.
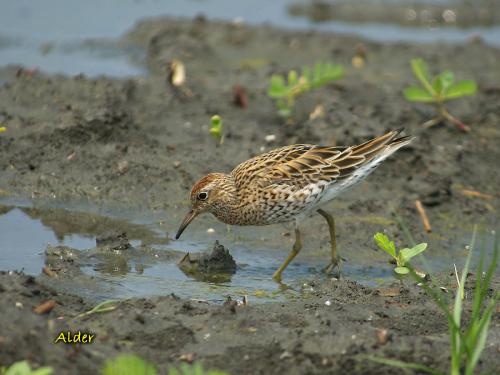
[178,241,237,281]
[96,231,131,251]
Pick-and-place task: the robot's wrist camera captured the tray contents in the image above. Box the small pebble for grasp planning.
[207,228,215,234]
[376,328,389,345]
[280,351,292,360]
[117,160,129,174]
[265,134,276,143]
[324,300,331,306]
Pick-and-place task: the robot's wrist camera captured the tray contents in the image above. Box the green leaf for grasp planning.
[210,115,223,141]
[287,70,298,86]
[373,232,396,259]
[103,354,157,375]
[400,243,427,262]
[404,86,435,102]
[313,61,322,83]
[410,58,435,95]
[439,71,454,91]
[4,362,53,375]
[267,75,286,98]
[466,300,496,375]
[301,65,312,83]
[443,80,477,100]
[394,266,410,275]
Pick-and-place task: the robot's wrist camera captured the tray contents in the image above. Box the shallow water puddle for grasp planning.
[0,206,95,274]
[2,203,494,303]
[0,203,400,303]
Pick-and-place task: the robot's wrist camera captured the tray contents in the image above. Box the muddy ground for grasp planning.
[0,16,499,374]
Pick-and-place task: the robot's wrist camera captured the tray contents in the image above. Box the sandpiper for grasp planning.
[176,129,412,281]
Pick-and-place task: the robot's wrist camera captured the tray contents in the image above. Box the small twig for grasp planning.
[33,300,57,314]
[461,189,493,200]
[415,200,432,233]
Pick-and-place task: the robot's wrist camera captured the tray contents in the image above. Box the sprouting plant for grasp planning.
[373,232,427,275]
[209,115,223,144]
[368,227,499,375]
[102,354,157,375]
[404,58,477,132]
[169,363,230,375]
[267,62,343,118]
[74,299,119,319]
[0,361,53,375]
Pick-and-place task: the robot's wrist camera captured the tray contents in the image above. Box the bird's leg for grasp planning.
[272,227,302,282]
[317,208,341,278]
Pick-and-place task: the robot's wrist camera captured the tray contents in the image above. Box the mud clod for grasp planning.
[178,240,237,277]
[96,231,131,251]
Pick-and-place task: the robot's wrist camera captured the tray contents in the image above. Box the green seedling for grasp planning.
[267,62,343,118]
[74,299,119,319]
[169,363,229,375]
[373,232,427,275]
[368,227,499,375]
[209,115,223,144]
[0,361,53,375]
[103,354,157,375]
[404,58,477,132]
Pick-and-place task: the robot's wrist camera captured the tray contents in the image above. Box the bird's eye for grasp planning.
[197,192,208,201]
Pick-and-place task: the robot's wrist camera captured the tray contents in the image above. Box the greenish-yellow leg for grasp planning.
[317,208,341,278]
[272,227,302,282]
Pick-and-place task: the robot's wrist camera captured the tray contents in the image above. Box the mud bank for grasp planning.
[1,271,499,374]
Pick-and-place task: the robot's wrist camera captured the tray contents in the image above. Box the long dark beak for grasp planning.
[175,210,198,239]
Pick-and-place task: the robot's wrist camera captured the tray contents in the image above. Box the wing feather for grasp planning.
[231,129,411,193]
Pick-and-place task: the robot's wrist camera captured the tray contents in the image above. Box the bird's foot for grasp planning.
[322,258,342,279]
[272,270,283,283]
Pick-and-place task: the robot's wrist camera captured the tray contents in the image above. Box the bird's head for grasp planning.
[175,173,231,239]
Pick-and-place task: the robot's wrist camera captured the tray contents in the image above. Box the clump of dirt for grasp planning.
[96,231,131,251]
[178,240,237,281]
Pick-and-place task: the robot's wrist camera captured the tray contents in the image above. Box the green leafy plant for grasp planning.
[169,363,229,375]
[267,62,343,118]
[404,58,477,132]
[368,227,499,375]
[102,354,157,375]
[209,115,223,144]
[0,361,53,375]
[101,356,229,375]
[373,232,427,275]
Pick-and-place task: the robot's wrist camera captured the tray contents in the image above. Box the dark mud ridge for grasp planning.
[0,15,500,375]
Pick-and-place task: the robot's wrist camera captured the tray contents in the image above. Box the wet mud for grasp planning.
[1,16,499,374]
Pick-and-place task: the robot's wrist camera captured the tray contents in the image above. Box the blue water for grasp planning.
[0,0,498,77]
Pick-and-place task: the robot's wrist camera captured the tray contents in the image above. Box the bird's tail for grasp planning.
[351,128,414,161]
